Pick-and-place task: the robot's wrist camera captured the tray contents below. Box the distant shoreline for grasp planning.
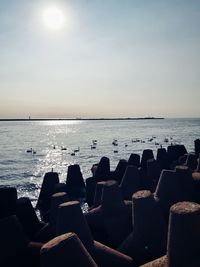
[0,117,164,121]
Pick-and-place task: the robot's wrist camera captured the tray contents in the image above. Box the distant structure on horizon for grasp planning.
[0,116,164,122]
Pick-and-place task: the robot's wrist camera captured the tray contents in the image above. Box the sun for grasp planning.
[43,6,65,31]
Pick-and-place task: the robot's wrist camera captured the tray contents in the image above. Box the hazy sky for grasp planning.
[0,0,200,118]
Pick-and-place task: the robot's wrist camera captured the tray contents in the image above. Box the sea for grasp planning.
[0,118,199,206]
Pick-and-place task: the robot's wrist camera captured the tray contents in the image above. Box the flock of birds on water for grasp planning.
[26,136,174,156]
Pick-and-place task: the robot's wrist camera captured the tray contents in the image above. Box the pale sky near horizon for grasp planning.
[0,0,200,118]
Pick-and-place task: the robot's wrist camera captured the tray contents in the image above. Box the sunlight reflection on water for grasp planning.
[40,120,83,126]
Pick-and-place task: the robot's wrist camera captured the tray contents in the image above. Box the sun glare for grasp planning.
[43,6,65,31]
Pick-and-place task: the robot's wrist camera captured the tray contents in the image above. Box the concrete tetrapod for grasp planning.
[184,153,198,170]
[194,139,200,157]
[86,180,132,248]
[16,197,45,240]
[155,166,195,221]
[118,190,167,266]
[156,148,169,169]
[141,149,154,171]
[167,144,187,166]
[56,201,94,252]
[35,192,69,242]
[49,192,70,233]
[111,159,128,183]
[36,171,59,216]
[92,181,107,209]
[196,158,200,172]
[127,153,140,168]
[0,187,17,219]
[94,157,110,182]
[56,200,134,267]
[192,172,200,203]
[146,159,162,190]
[40,232,98,267]
[86,177,97,207]
[119,166,140,200]
[66,164,86,198]
[0,215,43,267]
[86,157,110,207]
[174,166,195,201]
[140,201,200,267]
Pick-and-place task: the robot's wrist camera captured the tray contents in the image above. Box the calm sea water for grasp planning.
[0,118,199,205]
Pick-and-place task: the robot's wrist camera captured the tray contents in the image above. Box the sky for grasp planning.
[0,0,200,118]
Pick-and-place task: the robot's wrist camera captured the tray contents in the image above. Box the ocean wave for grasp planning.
[0,159,19,165]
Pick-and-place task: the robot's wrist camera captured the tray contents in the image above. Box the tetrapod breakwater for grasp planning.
[1,139,200,266]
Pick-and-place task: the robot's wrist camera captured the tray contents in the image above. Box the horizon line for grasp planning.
[0,117,165,122]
